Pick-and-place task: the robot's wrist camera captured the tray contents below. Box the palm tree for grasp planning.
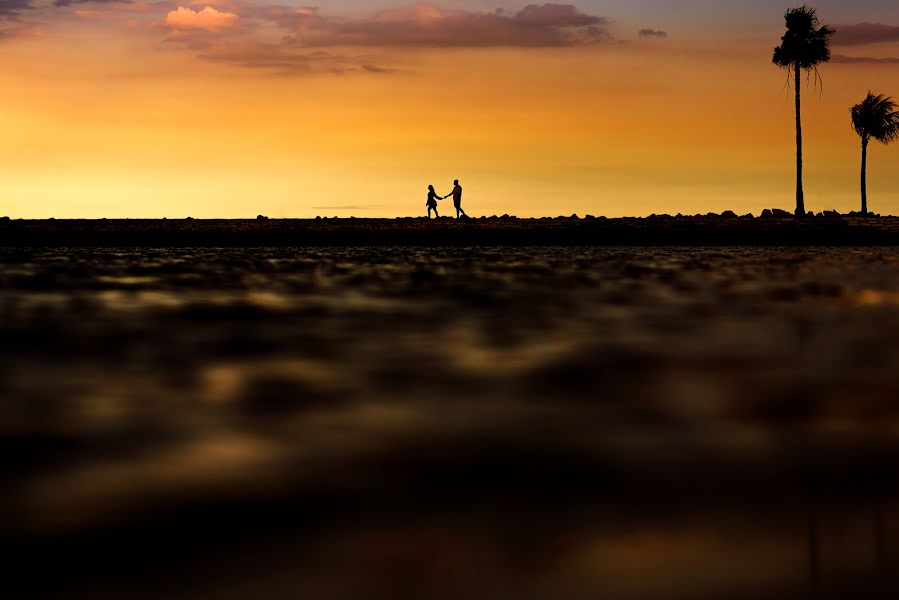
[851,92,899,215]
[773,5,834,216]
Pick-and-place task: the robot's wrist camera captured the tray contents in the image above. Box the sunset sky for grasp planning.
[2,0,899,217]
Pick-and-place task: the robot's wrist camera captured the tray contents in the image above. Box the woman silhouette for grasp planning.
[426,185,441,218]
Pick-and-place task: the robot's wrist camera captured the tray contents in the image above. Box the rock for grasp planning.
[676,213,684,218]
[740,213,754,219]
[0,216,9,221]
[760,209,773,218]
[501,214,512,220]
[771,209,791,218]
[315,215,322,220]
[257,214,269,220]
[585,214,596,220]
[569,214,579,220]
[720,210,738,218]
[706,212,719,217]
[186,216,194,220]
[488,215,498,220]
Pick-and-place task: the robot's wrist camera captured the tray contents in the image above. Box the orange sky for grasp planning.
[1,2,899,217]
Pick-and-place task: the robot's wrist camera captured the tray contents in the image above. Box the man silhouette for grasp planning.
[444,179,466,218]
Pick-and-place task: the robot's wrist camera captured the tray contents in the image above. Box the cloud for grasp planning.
[0,0,32,17]
[184,38,388,75]
[54,0,131,7]
[156,2,611,75]
[165,6,239,32]
[638,28,667,40]
[514,4,603,28]
[361,64,394,74]
[261,3,610,48]
[833,22,899,46]
[0,22,42,38]
[832,53,899,65]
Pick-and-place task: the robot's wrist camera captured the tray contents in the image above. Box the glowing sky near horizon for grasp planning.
[2,1,899,217]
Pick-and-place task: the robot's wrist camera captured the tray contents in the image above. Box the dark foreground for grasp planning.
[3,246,899,599]
[5,214,899,245]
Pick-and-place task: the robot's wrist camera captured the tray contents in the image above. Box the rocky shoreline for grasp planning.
[3,212,899,246]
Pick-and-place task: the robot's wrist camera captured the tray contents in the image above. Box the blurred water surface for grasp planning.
[2,246,899,599]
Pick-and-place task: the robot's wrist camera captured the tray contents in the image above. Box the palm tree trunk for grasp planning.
[861,138,868,215]
[795,64,805,217]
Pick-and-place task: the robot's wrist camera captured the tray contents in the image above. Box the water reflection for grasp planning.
[1,247,899,598]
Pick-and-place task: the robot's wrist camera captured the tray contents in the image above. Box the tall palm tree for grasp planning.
[851,92,899,215]
[773,6,834,217]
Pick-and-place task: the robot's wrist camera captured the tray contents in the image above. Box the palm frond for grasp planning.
[851,92,899,145]
[772,5,834,72]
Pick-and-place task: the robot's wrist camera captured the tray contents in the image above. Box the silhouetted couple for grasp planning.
[426,180,467,219]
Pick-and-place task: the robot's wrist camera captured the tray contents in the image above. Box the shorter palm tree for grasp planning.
[851,92,899,214]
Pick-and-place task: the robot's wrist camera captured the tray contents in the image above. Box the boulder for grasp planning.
[585,214,596,220]
[760,209,773,218]
[720,210,738,218]
[257,214,269,220]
